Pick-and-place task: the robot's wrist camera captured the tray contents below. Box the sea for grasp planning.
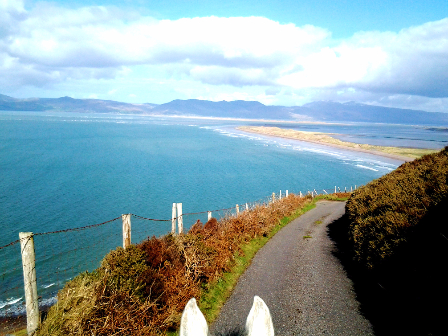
[1,111,447,316]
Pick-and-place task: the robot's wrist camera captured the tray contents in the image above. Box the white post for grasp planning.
[236,204,239,215]
[345,187,347,192]
[355,185,357,190]
[323,189,328,194]
[246,203,249,211]
[314,189,317,196]
[272,192,276,202]
[177,203,183,234]
[122,214,131,249]
[335,186,337,193]
[20,232,39,335]
[172,203,177,234]
[351,186,353,192]
[286,190,289,197]
[300,191,302,197]
[279,190,282,200]
[207,211,212,221]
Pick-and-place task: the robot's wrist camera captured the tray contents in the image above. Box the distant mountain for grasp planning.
[0,94,157,113]
[294,101,448,125]
[151,99,291,120]
[1,94,448,126]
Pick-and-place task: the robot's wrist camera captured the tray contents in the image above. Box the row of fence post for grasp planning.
[17,186,357,334]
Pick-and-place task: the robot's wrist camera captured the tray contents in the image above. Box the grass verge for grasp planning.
[197,194,347,325]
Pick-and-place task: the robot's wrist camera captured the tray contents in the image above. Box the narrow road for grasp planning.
[211,201,374,336]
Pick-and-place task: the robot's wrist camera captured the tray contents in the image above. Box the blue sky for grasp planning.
[2,0,448,112]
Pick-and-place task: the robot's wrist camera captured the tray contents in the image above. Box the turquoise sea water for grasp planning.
[1,111,447,315]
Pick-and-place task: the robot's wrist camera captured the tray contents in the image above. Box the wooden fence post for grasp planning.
[207,211,212,221]
[172,203,177,234]
[19,232,39,335]
[122,214,131,249]
[236,204,239,215]
[177,203,183,234]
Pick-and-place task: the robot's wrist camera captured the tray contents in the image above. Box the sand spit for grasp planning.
[238,126,439,162]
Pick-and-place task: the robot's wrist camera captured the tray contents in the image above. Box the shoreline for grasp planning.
[237,126,437,163]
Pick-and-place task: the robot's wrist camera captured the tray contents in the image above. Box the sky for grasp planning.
[1,0,448,112]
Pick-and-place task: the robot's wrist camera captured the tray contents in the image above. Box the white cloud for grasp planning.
[1,2,447,111]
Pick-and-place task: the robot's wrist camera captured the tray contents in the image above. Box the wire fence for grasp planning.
[0,185,356,330]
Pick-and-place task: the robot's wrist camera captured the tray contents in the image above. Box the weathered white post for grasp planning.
[236,204,240,215]
[286,190,289,197]
[351,186,353,192]
[177,203,183,234]
[279,190,282,200]
[300,191,302,197]
[246,203,249,211]
[272,192,276,202]
[314,189,317,196]
[207,211,212,221]
[172,203,177,234]
[345,187,347,192]
[335,186,337,193]
[355,185,357,190]
[19,232,39,335]
[122,214,131,249]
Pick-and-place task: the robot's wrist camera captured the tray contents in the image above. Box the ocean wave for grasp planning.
[0,297,22,309]
[356,164,379,171]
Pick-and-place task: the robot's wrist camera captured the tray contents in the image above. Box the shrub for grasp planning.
[36,193,316,335]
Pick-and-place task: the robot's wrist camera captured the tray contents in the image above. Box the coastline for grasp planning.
[237,126,438,163]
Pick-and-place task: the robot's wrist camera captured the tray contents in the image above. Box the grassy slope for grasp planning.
[335,147,448,335]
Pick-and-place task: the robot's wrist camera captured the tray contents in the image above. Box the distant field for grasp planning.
[238,126,438,160]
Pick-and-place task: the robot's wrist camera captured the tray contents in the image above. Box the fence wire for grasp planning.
[0,186,357,321]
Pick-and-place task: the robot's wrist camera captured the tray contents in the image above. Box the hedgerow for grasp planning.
[346,147,448,269]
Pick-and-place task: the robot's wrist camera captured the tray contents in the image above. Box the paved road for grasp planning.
[211,201,374,336]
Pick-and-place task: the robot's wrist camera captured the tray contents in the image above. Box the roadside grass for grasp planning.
[196,194,348,326]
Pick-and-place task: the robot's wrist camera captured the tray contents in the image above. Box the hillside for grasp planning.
[2,94,448,125]
[333,147,448,335]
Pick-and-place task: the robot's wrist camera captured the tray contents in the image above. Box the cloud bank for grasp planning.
[1,1,448,111]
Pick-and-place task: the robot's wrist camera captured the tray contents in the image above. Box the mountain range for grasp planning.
[1,93,448,126]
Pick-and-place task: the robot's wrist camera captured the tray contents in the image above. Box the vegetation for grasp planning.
[346,147,448,269]
[35,193,349,335]
[334,147,448,335]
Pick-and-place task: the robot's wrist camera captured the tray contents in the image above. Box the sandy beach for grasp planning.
[238,126,439,162]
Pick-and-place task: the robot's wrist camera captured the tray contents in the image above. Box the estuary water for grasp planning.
[1,111,447,316]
